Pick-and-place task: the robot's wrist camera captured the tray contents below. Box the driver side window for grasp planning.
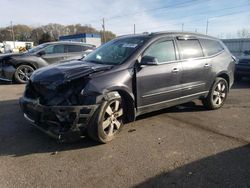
[144,40,176,64]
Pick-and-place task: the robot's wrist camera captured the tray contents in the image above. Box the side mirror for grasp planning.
[37,51,45,56]
[140,55,158,65]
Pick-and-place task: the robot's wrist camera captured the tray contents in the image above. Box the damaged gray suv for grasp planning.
[20,32,235,143]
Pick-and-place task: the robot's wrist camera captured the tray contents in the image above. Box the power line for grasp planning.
[86,0,200,24]
[134,8,250,34]
[107,0,200,21]
[118,2,250,29]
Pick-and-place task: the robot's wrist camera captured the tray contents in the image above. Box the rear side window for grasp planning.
[44,44,65,54]
[82,45,94,51]
[200,39,224,56]
[144,40,176,63]
[177,39,204,59]
[67,45,83,53]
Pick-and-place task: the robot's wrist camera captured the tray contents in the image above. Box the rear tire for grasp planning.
[14,64,34,84]
[87,95,124,143]
[202,77,228,110]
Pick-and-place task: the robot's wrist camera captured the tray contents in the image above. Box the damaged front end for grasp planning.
[20,61,111,142]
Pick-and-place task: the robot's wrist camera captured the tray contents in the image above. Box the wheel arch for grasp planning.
[106,89,136,123]
[216,72,230,87]
[14,61,37,70]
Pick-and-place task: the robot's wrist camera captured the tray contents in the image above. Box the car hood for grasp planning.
[30,60,113,87]
[0,52,28,60]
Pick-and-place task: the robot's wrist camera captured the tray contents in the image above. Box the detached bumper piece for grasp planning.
[20,97,98,142]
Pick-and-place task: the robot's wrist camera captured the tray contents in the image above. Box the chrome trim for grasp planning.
[24,113,35,123]
[142,88,181,98]
[142,83,205,98]
[139,91,208,109]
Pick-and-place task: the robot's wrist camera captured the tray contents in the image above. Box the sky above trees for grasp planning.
[1,0,250,38]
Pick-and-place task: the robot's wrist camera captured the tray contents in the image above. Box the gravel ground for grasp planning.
[0,79,250,188]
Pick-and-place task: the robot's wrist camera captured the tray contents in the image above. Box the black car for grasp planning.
[20,32,235,143]
[0,41,95,83]
[235,51,250,81]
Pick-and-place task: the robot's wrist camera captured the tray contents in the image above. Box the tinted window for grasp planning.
[44,45,65,54]
[178,39,204,59]
[144,40,176,63]
[67,45,83,53]
[84,37,148,65]
[200,39,224,56]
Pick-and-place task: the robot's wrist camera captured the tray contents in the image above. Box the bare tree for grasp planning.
[237,28,250,38]
[0,24,116,44]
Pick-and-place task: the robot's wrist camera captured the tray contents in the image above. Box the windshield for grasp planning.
[84,36,148,65]
[28,43,50,54]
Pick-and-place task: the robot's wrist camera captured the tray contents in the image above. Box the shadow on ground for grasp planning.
[135,144,250,188]
[0,79,249,157]
[0,99,99,157]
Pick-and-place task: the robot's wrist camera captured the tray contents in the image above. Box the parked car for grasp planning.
[20,32,235,143]
[0,41,95,83]
[235,51,250,81]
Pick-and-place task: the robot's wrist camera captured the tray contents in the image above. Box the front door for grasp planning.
[136,39,182,113]
[42,44,67,64]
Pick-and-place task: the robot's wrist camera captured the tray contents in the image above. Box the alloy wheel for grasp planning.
[212,81,227,106]
[102,100,123,136]
[16,65,34,82]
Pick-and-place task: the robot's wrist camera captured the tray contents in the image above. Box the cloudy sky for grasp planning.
[1,0,250,37]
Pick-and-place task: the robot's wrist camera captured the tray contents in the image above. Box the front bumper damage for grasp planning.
[20,97,99,142]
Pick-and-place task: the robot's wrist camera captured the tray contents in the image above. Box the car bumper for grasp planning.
[19,97,99,142]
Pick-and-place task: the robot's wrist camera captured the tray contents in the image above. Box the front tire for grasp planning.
[202,77,228,110]
[14,64,34,84]
[88,96,124,143]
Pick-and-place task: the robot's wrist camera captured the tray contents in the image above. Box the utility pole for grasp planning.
[134,24,136,34]
[181,23,184,32]
[102,18,106,43]
[10,21,15,48]
[206,18,209,35]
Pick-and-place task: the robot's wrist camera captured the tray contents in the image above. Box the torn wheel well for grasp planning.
[217,73,230,86]
[116,90,135,123]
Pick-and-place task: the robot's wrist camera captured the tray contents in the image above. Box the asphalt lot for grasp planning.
[0,80,250,188]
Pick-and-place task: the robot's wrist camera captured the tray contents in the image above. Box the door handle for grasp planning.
[204,63,211,67]
[172,68,179,73]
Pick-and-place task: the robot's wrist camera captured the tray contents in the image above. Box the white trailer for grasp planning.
[2,41,34,53]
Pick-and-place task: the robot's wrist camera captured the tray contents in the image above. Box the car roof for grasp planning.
[118,31,218,40]
[42,41,95,47]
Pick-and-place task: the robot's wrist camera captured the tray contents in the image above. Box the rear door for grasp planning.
[65,44,86,61]
[176,37,209,97]
[136,38,182,112]
[42,44,67,64]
